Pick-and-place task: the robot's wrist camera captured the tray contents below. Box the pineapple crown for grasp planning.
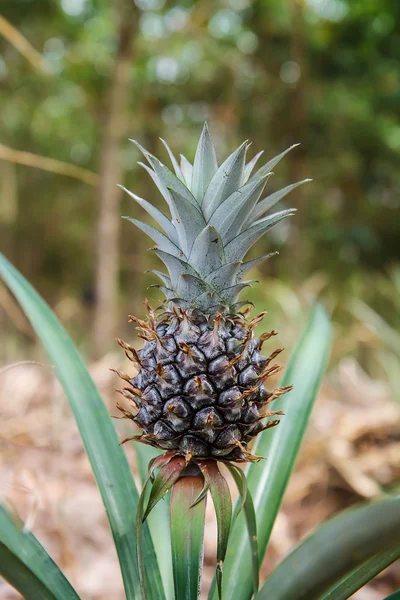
[121,123,310,314]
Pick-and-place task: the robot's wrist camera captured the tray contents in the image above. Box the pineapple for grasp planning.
[115,123,308,595]
[116,123,307,462]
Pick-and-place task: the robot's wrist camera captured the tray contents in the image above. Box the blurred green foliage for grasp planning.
[1,0,399,356]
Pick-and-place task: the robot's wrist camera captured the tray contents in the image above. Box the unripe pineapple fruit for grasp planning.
[116,123,308,464]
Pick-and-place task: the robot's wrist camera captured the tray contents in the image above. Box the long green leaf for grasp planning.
[0,253,165,600]
[0,506,80,599]
[170,475,206,600]
[256,496,400,600]
[0,542,57,600]
[227,465,258,596]
[322,545,400,600]
[134,444,174,600]
[384,591,400,600]
[199,462,232,599]
[211,304,332,600]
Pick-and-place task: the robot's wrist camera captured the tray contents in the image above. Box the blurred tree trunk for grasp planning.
[91,3,136,358]
[288,0,308,279]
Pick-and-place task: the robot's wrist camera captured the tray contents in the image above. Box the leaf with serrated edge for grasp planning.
[222,282,253,304]
[245,179,311,227]
[224,209,296,262]
[132,140,199,208]
[191,122,218,204]
[235,252,278,283]
[242,150,264,184]
[119,185,178,244]
[205,262,241,290]
[249,144,299,182]
[168,188,206,255]
[189,226,225,276]
[256,496,400,600]
[203,141,248,220]
[180,154,193,188]
[123,217,182,257]
[153,249,196,289]
[209,174,270,244]
[176,273,209,301]
[151,285,176,300]
[139,162,174,212]
[160,138,185,182]
[148,270,171,287]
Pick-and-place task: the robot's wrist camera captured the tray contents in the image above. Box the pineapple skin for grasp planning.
[118,308,287,462]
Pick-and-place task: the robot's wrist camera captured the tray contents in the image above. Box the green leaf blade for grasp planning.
[0,253,165,600]
[200,462,232,599]
[227,465,259,596]
[256,496,400,600]
[322,545,400,600]
[0,542,58,600]
[191,122,218,203]
[144,457,187,520]
[170,475,206,600]
[133,444,174,600]
[211,304,332,600]
[0,506,80,600]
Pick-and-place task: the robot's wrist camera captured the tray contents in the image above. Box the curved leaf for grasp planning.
[211,304,332,600]
[242,151,264,184]
[160,137,185,183]
[203,141,247,220]
[0,506,80,600]
[227,465,258,595]
[191,122,218,203]
[209,175,270,244]
[224,209,296,262]
[180,154,193,188]
[168,188,206,255]
[322,545,400,600]
[144,457,187,520]
[384,591,400,600]
[199,462,232,599]
[245,179,311,227]
[0,253,165,600]
[256,496,400,600]
[123,217,182,257]
[133,444,174,600]
[119,185,178,244]
[132,140,199,208]
[189,226,225,277]
[170,475,206,600]
[249,144,299,182]
[153,248,195,288]
[0,542,57,600]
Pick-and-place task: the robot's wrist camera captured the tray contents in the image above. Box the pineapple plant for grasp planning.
[1,126,399,600]
[115,123,310,596]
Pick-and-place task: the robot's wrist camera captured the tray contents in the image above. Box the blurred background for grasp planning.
[0,0,399,598]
